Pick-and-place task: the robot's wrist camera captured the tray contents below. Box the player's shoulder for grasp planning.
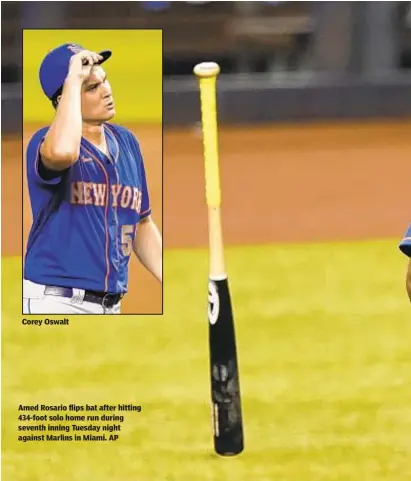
[105,123,141,146]
[105,123,134,138]
[26,126,50,154]
[28,126,49,143]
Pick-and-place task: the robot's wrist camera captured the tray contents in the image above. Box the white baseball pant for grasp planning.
[23,279,121,315]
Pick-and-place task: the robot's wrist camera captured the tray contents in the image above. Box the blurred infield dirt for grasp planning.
[2,120,411,313]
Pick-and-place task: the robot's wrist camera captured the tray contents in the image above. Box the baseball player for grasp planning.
[399,224,411,302]
[23,43,162,314]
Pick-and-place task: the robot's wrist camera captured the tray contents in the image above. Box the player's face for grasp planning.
[81,66,115,123]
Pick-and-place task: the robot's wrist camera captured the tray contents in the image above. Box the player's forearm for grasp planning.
[41,76,83,169]
[133,218,162,283]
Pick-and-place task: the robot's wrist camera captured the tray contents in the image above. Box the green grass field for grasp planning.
[2,239,411,481]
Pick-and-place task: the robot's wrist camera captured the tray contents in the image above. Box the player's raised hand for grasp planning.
[68,50,103,82]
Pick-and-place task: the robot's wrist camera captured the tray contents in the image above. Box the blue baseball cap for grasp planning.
[39,43,112,100]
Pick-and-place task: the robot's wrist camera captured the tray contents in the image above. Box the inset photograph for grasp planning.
[22,29,163,314]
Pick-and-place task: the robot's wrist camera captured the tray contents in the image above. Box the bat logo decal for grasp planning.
[208,280,220,325]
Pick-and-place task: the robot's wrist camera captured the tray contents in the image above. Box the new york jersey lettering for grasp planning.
[70,182,143,213]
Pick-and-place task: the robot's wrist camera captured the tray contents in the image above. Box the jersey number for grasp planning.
[121,225,134,257]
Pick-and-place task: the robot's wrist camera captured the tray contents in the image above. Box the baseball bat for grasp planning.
[193,62,244,456]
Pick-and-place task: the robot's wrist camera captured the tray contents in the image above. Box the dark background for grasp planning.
[3,1,411,130]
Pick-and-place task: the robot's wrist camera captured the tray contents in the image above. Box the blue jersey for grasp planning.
[24,123,151,294]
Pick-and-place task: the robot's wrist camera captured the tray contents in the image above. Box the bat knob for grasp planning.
[193,62,220,79]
